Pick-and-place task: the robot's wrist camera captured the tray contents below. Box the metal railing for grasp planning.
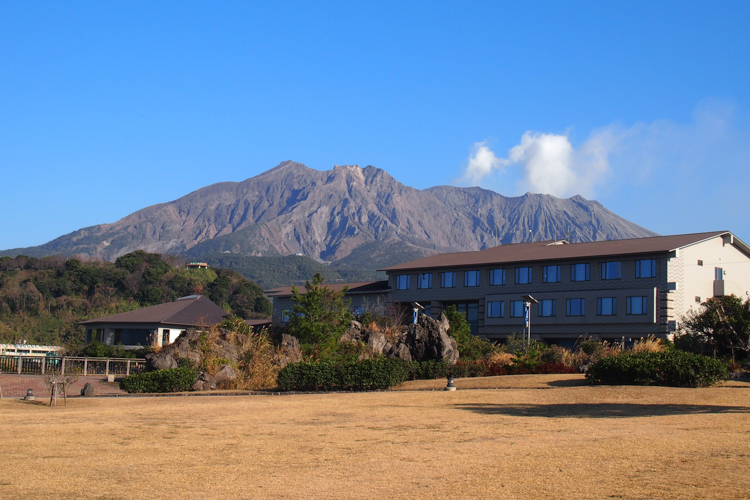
[0,355,146,377]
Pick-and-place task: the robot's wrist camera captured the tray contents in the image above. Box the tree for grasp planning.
[676,295,750,361]
[289,272,352,347]
[443,305,498,361]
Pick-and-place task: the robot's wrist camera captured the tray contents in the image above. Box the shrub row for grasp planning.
[586,350,728,388]
[119,367,198,393]
[277,357,409,391]
[277,358,580,391]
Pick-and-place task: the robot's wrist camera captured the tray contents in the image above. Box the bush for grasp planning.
[119,367,198,393]
[586,350,729,388]
[277,357,409,391]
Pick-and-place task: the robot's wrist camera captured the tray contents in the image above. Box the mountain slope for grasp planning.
[1,161,657,263]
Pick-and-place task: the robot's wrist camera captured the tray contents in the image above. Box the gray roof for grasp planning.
[79,295,228,326]
[381,231,747,272]
[266,280,390,299]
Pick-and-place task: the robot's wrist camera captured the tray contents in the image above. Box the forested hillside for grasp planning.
[196,253,384,289]
[0,251,271,346]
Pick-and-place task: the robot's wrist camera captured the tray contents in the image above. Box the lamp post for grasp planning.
[520,295,539,347]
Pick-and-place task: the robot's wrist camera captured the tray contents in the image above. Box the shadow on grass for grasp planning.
[546,378,589,388]
[454,403,750,418]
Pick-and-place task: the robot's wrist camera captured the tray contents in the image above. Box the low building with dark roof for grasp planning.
[80,295,229,348]
[380,231,750,344]
[266,281,391,325]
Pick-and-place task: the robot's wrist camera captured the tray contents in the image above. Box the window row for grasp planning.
[485,296,649,318]
[393,259,658,290]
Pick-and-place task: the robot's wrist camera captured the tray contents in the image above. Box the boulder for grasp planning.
[80,382,95,397]
[274,334,302,367]
[213,338,241,365]
[404,313,459,364]
[214,364,238,384]
[367,331,389,355]
[191,371,217,391]
[392,343,413,362]
[340,320,363,343]
[145,351,178,371]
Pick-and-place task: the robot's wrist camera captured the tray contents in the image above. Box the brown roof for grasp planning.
[381,231,741,272]
[266,280,390,299]
[79,295,229,326]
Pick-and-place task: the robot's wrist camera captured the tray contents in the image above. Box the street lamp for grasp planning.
[520,294,539,347]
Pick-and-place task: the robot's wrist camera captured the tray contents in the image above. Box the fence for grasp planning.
[0,356,146,377]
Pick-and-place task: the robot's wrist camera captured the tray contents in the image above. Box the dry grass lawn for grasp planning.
[2,374,750,499]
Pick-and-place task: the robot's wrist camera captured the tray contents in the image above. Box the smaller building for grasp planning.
[266,281,391,325]
[0,344,64,357]
[79,295,228,349]
[186,262,210,269]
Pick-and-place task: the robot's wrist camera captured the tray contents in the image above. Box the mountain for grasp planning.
[0,161,657,266]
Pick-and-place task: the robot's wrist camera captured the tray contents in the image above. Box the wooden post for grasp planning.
[126,359,131,376]
[105,359,110,377]
[61,357,66,375]
[41,356,45,375]
[17,356,22,375]
[83,358,88,377]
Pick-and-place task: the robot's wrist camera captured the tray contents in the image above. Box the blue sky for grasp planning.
[1,1,749,250]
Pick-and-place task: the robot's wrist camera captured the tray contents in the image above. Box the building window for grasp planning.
[487,301,504,318]
[162,329,170,345]
[417,273,432,289]
[601,262,621,280]
[566,298,585,316]
[464,270,480,287]
[542,265,561,283]
[697,260,703,266]
[695,296,701,303]
[509,300,524,318]
[635,259,656,278]
[715,267,724,280]
[571,263,590,282]
[626,296,647,315]
[597,297,617,316]
[395,275,410,290]
[538,299,556,317]
[489,268,506,285]
[515,267,533,284]
[281,309,291,323]
[441,272,456,288]
[353,306,364,316]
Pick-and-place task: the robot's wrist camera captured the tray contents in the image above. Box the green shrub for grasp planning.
[586,350,729,388]
[119,367,198,393]
[277,357,409,391]
[444,305,498,360]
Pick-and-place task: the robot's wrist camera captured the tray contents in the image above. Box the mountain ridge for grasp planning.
[1,161,658,264]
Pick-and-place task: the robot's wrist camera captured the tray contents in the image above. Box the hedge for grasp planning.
[277,358,580,392]
[119,367,198,393]
[277,357,409,391]
[586,350,728,388]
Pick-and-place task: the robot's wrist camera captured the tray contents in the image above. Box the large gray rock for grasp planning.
[339,320,363,343]
[339,312,457,364]
[274,334,302,367]
[214,364,238,384]
[405,313,459,364]
[80,382,94,396]
[191,371,217,391]
[367,331,389,354]
[145,351,178,371]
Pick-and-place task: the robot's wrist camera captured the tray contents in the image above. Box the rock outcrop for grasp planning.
[340,313,459,364]
[273,333,302,367]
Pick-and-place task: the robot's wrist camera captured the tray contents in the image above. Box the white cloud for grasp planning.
[459,130,615,197]
[459,141,508,185]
